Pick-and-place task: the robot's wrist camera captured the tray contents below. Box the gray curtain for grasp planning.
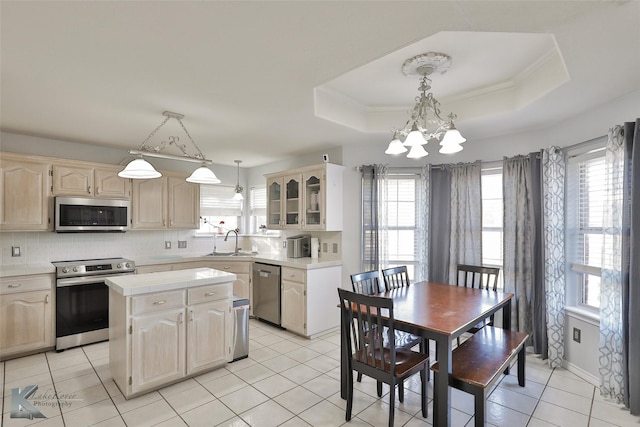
[623,119,640,414]
[360,165,382,272]
[448,162,483,282]
[428,165,451,283]
[503,155,534,335]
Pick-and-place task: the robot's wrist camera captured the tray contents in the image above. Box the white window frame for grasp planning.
[196,185,242,235]
[481,165,504,288]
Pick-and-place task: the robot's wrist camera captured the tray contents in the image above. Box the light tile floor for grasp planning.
[2,319,639,426]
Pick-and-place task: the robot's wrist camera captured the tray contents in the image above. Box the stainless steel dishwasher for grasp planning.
[252,263,281,326]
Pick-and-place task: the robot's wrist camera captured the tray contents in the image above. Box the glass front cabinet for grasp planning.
[265,163,343,231]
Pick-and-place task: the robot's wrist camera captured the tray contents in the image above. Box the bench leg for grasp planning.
[474,389,486,427]
[517,346,526,387]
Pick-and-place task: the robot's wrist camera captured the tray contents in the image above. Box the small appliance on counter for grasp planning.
[286,234,311,258]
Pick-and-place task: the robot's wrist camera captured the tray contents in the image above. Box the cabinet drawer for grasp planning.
[210,261,250,274]
[188,283,231,305]
[282,267,305,283]
[0,275,52,295]
[131,290,184,315]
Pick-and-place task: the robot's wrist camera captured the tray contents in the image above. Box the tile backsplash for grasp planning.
[1,230,342,266]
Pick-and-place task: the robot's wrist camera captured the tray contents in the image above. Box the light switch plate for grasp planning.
[178,240,187,249]
[332,243,338,254]
[165,241,171,249]
[11,246,21,257]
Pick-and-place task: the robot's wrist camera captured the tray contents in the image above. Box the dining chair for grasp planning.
[350,270,425,394]
[455,264,501,345]
[381,266,410,291]
[338,288,429,427]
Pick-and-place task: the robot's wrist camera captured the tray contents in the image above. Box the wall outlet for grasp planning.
[332,243,338,254]
[573,327,581,343]
[282,240,287,248]
[11,246,21,257]
[165,241,171,249]
[178,240,187,249]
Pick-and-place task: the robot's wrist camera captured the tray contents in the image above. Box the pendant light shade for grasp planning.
[232,160,244,200]
[406,144,429,159]
[385,136,408,155]
[403,128,427,147]
[186,165,221,184]
[118,157,162,179]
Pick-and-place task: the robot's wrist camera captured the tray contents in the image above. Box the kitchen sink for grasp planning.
[203,252,254,257]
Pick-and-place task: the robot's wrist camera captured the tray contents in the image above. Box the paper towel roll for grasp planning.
[311,238,319,259]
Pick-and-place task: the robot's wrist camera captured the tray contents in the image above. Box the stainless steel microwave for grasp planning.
[55,197,130,232]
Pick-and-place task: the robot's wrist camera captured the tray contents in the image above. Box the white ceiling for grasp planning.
[1,1,639,167]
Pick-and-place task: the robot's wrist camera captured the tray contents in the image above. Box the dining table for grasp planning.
[339,281,514,427]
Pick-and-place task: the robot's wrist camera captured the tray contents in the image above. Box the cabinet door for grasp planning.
[281,280,306,335]
[187,299,230,374]
[168,177,199,229]
[284,174,302,228]
[95,167,131,199]
[0,290,52,358]
[131,308,185,394]
[0,158,50,231]
[302,170,323,230]
[131,177,167,229]
[52,165,93,196]
[266,176,283,229]
[233,273,250,300]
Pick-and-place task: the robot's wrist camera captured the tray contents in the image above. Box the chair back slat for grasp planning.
[381,266,410,291]
[350,270,382,295]
[456,264,500,291]
[338,288,396,376]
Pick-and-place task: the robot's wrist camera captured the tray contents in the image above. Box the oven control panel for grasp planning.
[54,258,136,278]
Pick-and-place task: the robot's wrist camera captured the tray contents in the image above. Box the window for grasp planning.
[567,146,607,310]
[249,186,267,233]
[481,168,504,287]
[384,173,420,281]
[197,185,242,234]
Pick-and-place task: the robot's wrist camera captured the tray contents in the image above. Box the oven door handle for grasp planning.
[56,273,132,287]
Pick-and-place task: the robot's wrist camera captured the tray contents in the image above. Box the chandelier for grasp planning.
[119,111,221,184]
[385,52,466,159]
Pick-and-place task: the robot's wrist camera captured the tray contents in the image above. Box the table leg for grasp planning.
[433,336,451,427]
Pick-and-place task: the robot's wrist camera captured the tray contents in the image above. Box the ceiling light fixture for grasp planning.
[232,160,244,200]
[385,52,466,159]
[119,111,221,184]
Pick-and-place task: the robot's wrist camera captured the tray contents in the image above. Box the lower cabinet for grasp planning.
[280,266,341,338]
[0,274,54,361]
[110,282,232,398]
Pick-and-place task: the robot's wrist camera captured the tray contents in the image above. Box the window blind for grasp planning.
[200,185,242,216]
[576,156,606,268]
[250,186,266,216]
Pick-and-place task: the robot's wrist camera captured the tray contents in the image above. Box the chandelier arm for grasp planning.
[138,115,171,150]
[177,118,206,160]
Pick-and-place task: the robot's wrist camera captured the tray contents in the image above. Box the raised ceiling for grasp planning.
[1,1,639,167]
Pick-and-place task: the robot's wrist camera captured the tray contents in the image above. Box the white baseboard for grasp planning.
[562,359,599,386]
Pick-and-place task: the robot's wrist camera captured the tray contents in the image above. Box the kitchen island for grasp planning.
[106,268,236,398]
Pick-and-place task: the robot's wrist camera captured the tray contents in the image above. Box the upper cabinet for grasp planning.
[0,153,51,231]
[131,175,199,230]
[52,163,131,199]
[266,163,343,231]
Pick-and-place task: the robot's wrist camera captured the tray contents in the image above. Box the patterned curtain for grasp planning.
[417,165,430,282]
[599,126,625,402]
[448,162,482,282]
[503,155,533,334]
[542,147,566,368]
[360,164,388,272]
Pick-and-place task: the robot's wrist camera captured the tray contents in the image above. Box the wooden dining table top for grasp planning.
[374,281,514,337]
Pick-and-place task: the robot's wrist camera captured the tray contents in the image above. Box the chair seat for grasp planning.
[354,347,430,378]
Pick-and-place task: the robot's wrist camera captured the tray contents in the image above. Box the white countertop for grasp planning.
[105,267,236,296]
[0,263,55,278]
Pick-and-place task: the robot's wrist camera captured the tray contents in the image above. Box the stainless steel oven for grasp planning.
[53,258,135,350]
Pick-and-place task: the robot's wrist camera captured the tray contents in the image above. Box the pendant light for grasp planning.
[232,160,244,200]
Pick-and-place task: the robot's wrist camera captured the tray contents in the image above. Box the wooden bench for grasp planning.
[431,326,529,427]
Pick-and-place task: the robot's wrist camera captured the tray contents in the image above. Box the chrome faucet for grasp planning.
[224,229,239,254]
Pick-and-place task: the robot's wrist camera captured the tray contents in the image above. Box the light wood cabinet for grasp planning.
[52,163,130,199]
[0,274,54,360]
[266,163,343,231]
[280,265,342,338]
[109,281,232,398]
[0,154,51,231]
[131,175,199,229]
[281,267,306,336]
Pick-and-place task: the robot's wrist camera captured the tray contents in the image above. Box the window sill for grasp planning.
[193,232,281,238]
[565,306,600,327]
